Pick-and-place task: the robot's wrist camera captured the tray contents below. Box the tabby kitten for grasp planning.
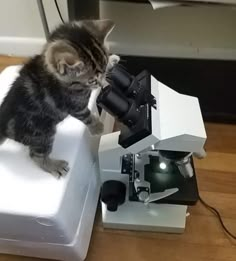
[0,19,119,178]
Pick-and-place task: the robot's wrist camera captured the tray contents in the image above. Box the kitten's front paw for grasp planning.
[89,120,104,135]
[109,54,120,67]
[106,54,120,71]
[45,159,70,178]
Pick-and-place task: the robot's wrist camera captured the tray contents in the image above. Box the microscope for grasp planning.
[97,65,207,233]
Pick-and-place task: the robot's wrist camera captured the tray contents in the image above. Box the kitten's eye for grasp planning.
[88,78,97,85]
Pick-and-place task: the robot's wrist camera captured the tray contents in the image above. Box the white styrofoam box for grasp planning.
[0,66,111,260]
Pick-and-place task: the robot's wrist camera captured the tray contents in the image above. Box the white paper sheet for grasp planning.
[149,0,180,9]
[149,0,236,10]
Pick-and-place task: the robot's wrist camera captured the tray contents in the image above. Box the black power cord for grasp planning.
[54,0,65,23]
[199,195,236,240]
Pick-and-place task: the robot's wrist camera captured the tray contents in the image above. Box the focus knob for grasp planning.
[101,180,126,212]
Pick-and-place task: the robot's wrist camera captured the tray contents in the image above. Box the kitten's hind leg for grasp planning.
[31,153,69,178]
[29,137,69,178]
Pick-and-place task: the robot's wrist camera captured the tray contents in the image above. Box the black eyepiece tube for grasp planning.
[110,64,133,91]
[97,86,130,118]
[97,86,141,127]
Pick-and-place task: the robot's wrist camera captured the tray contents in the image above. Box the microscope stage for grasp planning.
[129,156,199,205]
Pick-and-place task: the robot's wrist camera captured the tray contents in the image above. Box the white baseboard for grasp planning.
[0,37,46,57]
[1,36,236,60]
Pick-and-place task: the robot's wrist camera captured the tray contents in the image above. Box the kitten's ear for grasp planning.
[82,19,115,42]
[57,54,84,75]
[45,40,84,75]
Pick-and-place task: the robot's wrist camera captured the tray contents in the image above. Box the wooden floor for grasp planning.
[0,55,235,261]
[0,55,27,72]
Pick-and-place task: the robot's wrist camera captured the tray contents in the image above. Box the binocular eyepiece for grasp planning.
[97,64,143,127]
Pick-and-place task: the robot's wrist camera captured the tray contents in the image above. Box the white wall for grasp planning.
[0,0,236,59]
[101,2,236,60]
[0,0,68,56]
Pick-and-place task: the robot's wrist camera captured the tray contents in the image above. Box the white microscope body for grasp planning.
[98,66,206,233]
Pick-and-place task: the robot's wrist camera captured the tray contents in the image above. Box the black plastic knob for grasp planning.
[101,180,126,212]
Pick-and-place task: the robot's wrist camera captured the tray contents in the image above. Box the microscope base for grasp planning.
[101,201,187,233]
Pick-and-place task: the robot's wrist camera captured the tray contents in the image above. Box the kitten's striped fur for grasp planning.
[0,20,119,178]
